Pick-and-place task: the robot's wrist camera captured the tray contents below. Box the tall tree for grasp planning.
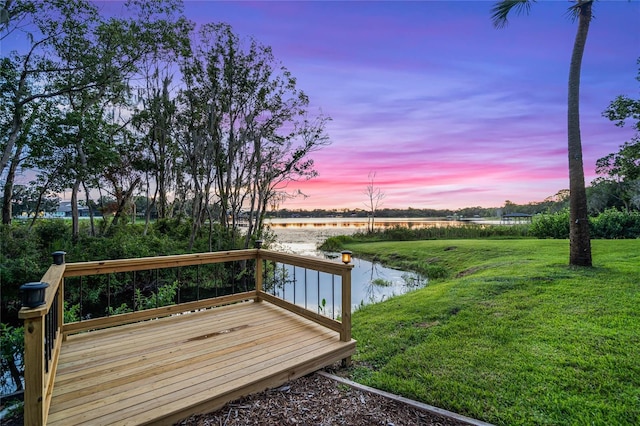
[179,23,330,249]
[131,17,192,225]
[1,0,185,228]
[0,0,104,179]
[492,0,593,266]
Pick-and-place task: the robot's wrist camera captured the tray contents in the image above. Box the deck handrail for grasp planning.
[18,248,353,426]
[257,250,352,341]
[18,262,65,426]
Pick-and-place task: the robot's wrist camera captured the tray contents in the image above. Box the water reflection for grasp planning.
[350,255,426,309]
[271,242,426,317]
[267,217,456,230]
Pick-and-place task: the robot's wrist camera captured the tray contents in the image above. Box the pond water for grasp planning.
[267,218,430,315]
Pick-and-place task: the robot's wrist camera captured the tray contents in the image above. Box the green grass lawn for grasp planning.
[344,239,640,426]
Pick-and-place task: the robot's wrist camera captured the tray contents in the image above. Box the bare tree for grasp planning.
[364,171,385,233]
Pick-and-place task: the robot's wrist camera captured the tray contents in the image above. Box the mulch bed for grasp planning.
[1,371,477,426]
[176,372,472,426]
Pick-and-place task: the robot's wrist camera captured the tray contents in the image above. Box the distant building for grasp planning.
[56,201,90,218]
[501,213,533,224]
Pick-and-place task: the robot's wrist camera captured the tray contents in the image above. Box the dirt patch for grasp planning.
[416,321,441,328]
[456,266,482,278]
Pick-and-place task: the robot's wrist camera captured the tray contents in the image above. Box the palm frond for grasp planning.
[565,0,594,23]
[491,0,534,29]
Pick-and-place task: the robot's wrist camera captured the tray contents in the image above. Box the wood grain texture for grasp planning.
[47,300,355,425]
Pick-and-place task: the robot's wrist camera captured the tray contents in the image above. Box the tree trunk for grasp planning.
[71,179,81,240]
[29,182,51,230]
[112,177,141,226]
[82,181,96,237]
[2,176,13,225]
[7,356,23,392]
[1,146,22,225]
[2,156,18,225]
[567,0,593,267]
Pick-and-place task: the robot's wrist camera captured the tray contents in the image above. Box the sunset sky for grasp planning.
[186,0,639,210]
[4,1,639,211]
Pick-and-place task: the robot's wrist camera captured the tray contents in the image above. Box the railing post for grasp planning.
[23,315,46,426]
[340,269,352,342]
[340,267,353,367]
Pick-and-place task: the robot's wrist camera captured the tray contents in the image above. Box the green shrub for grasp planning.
[590,209,640,239]
[34,220,71,252]
[530,209,570,239]
[153,218,191,240]
[530,208,640,239]
[1,323,24,392]
[1,225,48,325]
[319,235,356,251]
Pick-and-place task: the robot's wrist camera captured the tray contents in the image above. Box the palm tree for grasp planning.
[492,0,593,267]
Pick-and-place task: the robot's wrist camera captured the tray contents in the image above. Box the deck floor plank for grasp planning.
[49,320,324,408]
[54,308,296,384]
[47,300,355,426]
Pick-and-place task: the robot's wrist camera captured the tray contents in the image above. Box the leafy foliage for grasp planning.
[590,208,640,239]
[0,218,252,328]
[2,1,329,255]
[0,323,24,392]
[530,209,640,239]
[529,209,570,239]
[594,57,640,212]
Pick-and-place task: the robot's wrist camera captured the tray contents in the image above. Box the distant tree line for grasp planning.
[267,185,623,220]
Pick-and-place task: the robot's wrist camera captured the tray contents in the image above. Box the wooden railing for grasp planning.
[18,248,353,425]
[18,262,65,426]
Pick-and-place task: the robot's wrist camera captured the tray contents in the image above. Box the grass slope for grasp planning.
[346,239,640,426]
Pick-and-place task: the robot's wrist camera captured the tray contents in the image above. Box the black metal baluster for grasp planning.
[176,268,181,304]
[49,305,54,360]
[107,274,111,316]
[232,262,236,295]
[53,292,58,335]
[155,269,160,308]
[44,310,50,372]
[214,265,218,298]
[317,271,320,314]
[282,263,286,300]
[197,264,201,301]
[133,271,137,311]
[260,259,265,293]
[293,266,297,305]
[304,268,308,310]
[332,274,335,319]
[79,276,83,321]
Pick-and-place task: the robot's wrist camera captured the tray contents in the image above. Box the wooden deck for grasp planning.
[47,300,355,425]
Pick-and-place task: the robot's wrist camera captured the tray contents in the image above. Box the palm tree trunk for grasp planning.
[567,0,593,266]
